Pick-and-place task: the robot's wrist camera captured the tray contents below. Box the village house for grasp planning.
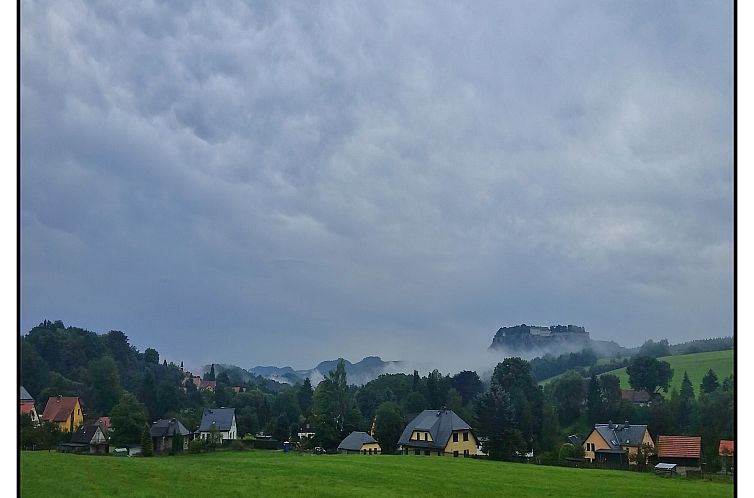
[656,435,702,476]
[338,431,381,455]
[58,423,109,454]
[40,396,84,432]
[96,416,112,433]
[582,421,654,467]
[620,389,659,406]
[151,418,191,454]
[196,407,237,441]
[199,380,217,392]
[20,386,39,425]
[398,408,477,457]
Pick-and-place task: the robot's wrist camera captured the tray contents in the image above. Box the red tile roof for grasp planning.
[658,435,701,458]
[20,401,36,415]
[200,380,216,390]
[97,416,112,430]
[40,396,80,423]
[719,440,734,456]
[620,389,651,403]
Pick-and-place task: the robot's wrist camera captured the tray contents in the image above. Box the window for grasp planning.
[453,451,459,457]
[464,450,469,457]
[425,432,429,441]
[368,448,372,455]
[586,443,595,452]
[463,432,469,442]
[453,433,459,442]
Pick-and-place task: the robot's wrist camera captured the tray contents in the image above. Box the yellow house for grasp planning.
[398,409,478,457]
[338,431,382,454]
[40,396,84,432]
[582,421,654,466]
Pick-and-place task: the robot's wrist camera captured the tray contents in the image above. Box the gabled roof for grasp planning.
[41,396,80,423]
[20,386,34,401]
[151,418,191,438]
[398,409,472,450]
[97,417,111,430]
[658,435,701,458]
[200,380,217,390]
[589,422,648,450]
[197,408,235,432]
[70,424,106,445]
[719,440,734,456]
[338,431,378,451]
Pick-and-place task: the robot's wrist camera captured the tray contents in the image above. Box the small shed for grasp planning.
[59,424,109,454]
[654,463,677,476]
[657,435,701,476]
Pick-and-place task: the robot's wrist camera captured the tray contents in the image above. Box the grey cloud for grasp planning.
[21,0,732,371]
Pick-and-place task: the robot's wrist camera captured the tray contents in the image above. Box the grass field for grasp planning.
[21,450,733,497]
[539,350,734,392]
[603,350,733,394]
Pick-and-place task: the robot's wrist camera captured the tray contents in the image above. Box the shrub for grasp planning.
[189,438,207,454]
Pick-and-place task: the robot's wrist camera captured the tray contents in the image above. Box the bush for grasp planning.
[189,438,207,454]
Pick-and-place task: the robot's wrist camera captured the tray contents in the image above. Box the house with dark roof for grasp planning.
[656,435,701,476]
[58,423,109,454]
[582,421,654,467]
[151,418,191,454]
[20,386,39,425]
[40,396,84,433]
[398,408,477,457]
[196,407,237,441]
[338,431,381,454]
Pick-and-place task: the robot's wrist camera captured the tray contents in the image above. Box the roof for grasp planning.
[620,389,652,403]
[398,409,472,449]
[719,440,734,456]
[657,435,701,459]
[590,422,648,450]
[20,401,36,415]
[20,386,34,401]
[197,407,235,432]
[151,418,190,438]
[41,396,80,423]
[97,417,111,430]
[338,431,378,451]
[567,434,583,448]
[70,424,105,445]
[655,463,677,470]
[200,380,217,390]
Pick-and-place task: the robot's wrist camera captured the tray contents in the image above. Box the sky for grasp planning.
[20,1,733,372]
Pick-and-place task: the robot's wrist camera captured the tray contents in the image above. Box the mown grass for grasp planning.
[604,350,733,395]
[21,450,732,497]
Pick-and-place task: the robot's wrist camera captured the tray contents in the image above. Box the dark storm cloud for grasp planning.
[21,1,733,371]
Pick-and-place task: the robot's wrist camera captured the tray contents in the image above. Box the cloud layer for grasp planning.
[21,1,733,371]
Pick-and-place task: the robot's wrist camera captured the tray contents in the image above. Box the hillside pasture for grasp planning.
[21,450,732,497]
[603,350,733,394]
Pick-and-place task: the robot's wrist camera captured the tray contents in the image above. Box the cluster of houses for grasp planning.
[20,385,734,474]
[19,386,239,455]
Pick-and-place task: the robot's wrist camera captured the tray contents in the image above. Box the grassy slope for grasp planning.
[21,451,732,498]
[539,350,733,391]
[604,350,733,394]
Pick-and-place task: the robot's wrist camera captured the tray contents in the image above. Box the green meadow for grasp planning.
[21,450,732,497]
[603,350,733,395]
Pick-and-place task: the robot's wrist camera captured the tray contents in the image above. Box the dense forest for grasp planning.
[20,320,734,470]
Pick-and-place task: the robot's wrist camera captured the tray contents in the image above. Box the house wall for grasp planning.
[443,431,478,457]
[625,431,654,464]
[359,442,381,454]
[410,430,433,443]
[583,431,610,462]
[59,400,84,433]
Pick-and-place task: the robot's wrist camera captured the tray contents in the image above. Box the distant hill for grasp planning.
[248,356,407,386]
[489,324,626,358]
[602,350,733,395]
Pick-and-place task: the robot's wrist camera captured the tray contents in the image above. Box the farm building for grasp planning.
[338,431,381,454]
[58,424,109,454]
[398,408,477,457]
[619,389,659,406]
[151,418,191,454]
[582,421,654,467]
[20,386,39,425]
[656,435,701,476]
[196,407,237,441]
[40,396,84,433]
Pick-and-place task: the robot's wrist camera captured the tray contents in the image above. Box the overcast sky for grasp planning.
[21,1,733,372]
